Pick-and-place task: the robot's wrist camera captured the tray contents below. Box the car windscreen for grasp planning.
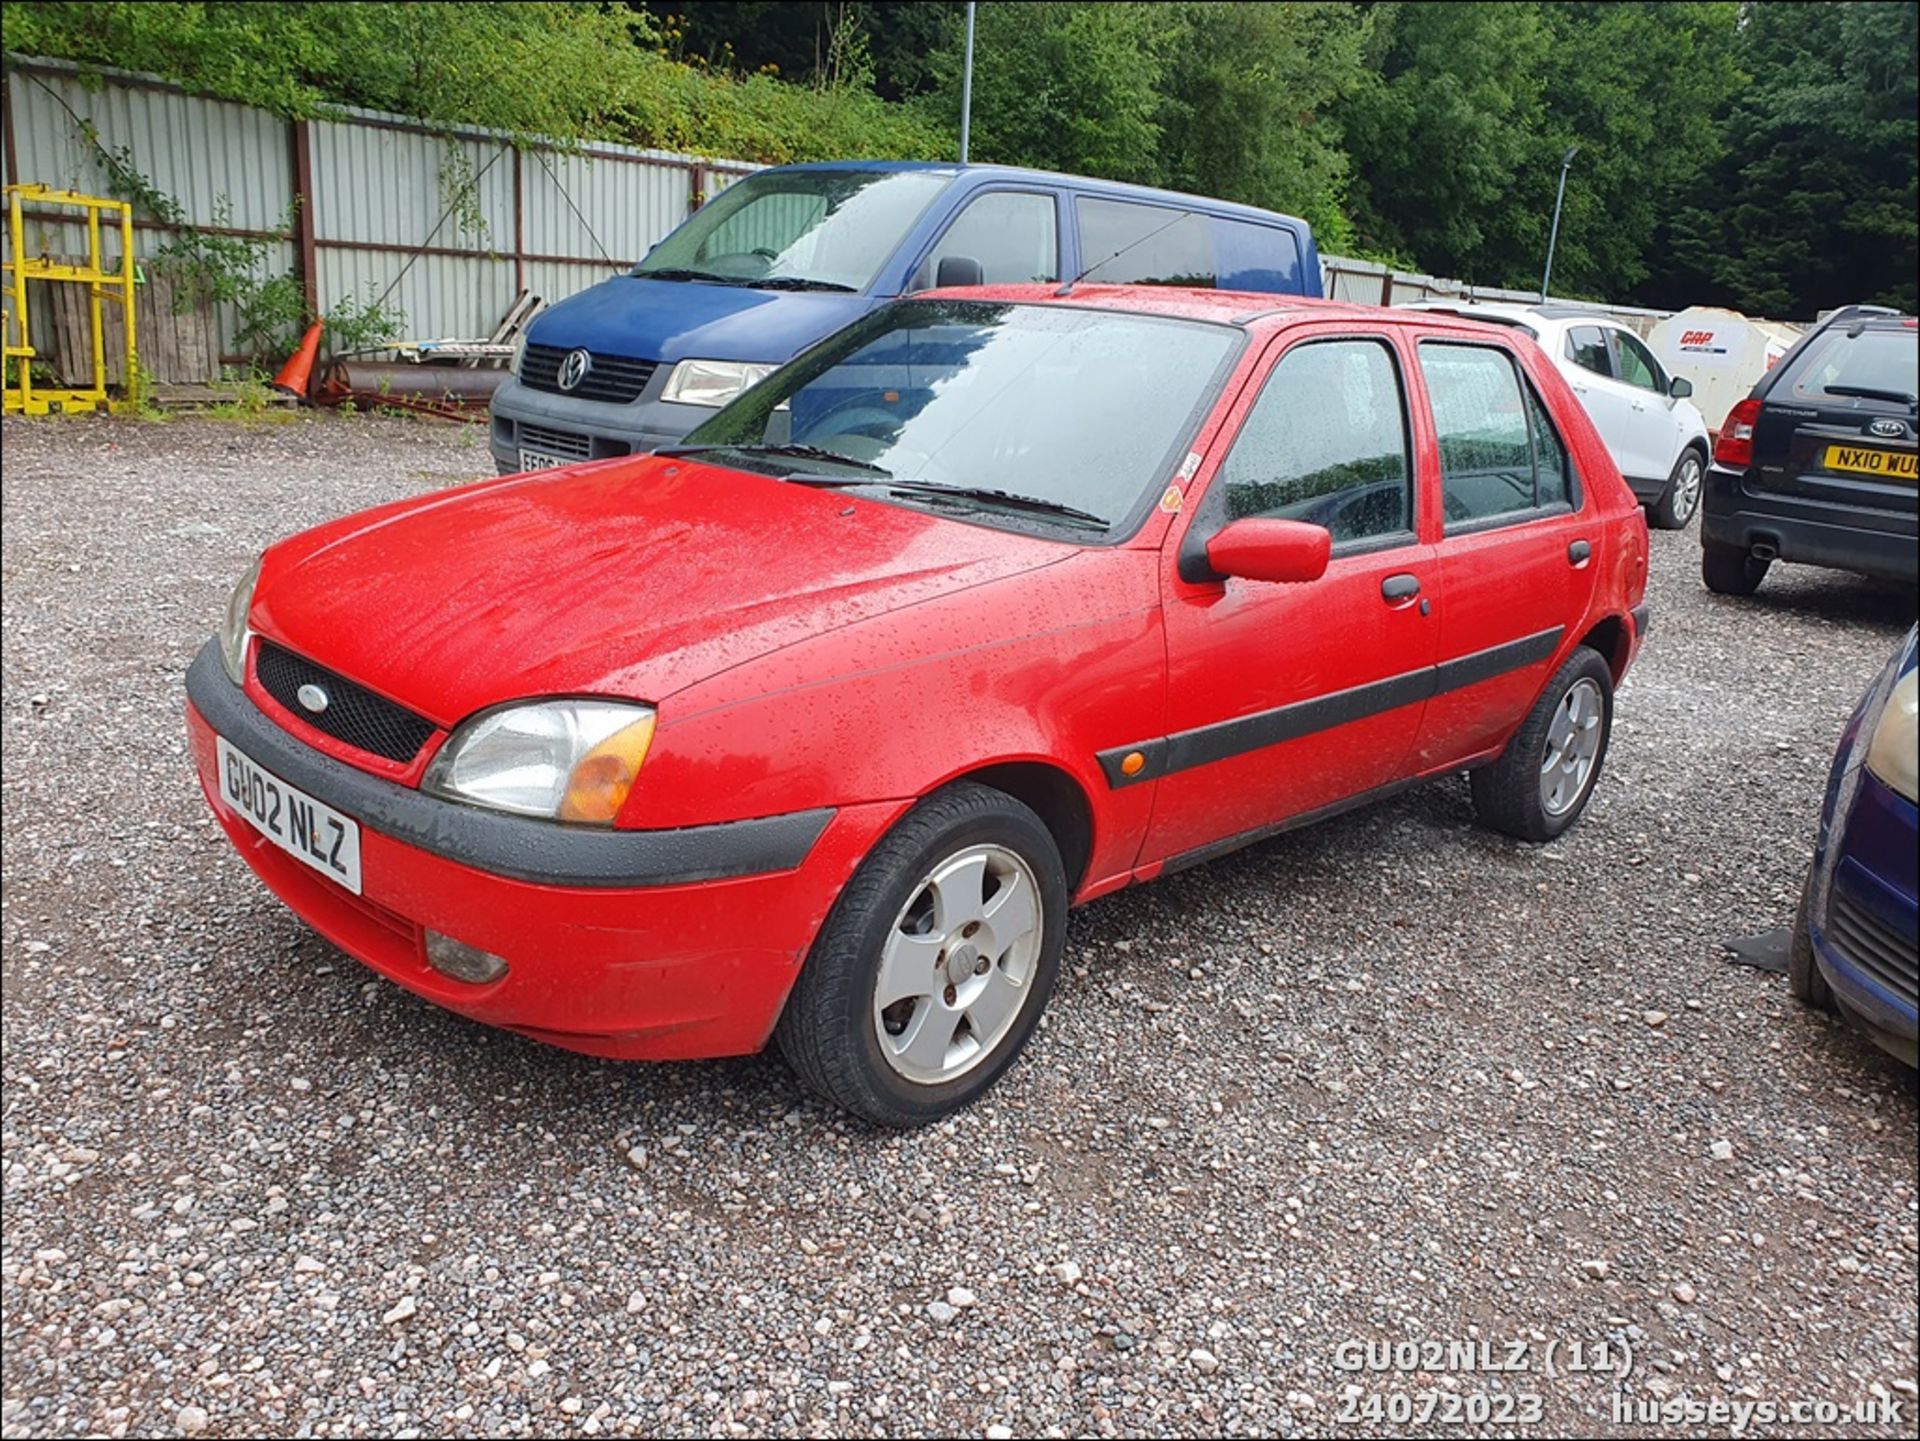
[632,169,951,294]
[677,300,1244,537]
[1786,326,1919,409]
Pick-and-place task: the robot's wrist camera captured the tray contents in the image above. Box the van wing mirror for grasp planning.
[935,255,985,288]
[1669,375,1693,399]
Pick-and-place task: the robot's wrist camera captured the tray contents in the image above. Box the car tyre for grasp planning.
[775,782,1068,1127]
[1702,540,1769,595]
[1651,448,1705,530]
[1470,647,1614,842]
[1788,866,1833,1011]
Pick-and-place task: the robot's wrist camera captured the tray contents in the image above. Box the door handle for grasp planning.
[1568,539,1592,567]
[1382,573,1421,605]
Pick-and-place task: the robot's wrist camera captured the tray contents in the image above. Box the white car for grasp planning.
[1400,302,1712,529]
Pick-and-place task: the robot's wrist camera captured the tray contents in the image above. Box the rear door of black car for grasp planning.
[1749,319,1918,515]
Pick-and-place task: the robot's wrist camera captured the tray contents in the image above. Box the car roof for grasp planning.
[915,283,1531,336]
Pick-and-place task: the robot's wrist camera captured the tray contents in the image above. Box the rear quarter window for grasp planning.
[1212,218,1305,294]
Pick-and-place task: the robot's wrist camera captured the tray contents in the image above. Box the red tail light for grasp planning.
[1715,398,1763,468]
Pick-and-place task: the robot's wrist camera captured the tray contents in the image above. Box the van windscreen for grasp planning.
[634,170,951,294]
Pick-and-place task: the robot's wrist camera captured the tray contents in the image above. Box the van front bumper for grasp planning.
[185,642,897,1060]
[487,376,715,473]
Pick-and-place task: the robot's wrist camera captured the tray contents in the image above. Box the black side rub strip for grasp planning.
[186,642,833,887]
[1097,626,1564,788]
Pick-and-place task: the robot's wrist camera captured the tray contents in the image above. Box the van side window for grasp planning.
[1212,218,1304,293]
[1077,199,1216,288]
[1217,338,1413,545]
[1421,342,1579,528]
[915,192,1059,289]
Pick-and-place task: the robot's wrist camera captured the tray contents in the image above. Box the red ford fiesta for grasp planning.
[187,286,1650,1125]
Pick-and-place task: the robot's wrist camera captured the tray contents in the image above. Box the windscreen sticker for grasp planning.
[1177,451,1201,481]
[1159,484,1185,514]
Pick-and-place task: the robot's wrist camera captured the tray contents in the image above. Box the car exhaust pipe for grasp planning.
[1750,541,1779,561]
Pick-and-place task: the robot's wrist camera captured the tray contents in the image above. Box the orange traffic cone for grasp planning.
[271,321,324,398]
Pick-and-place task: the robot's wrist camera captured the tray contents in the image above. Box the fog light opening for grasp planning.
[424,930,510,986]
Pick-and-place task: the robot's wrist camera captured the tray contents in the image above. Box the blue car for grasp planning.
[488,161,1323,474]
[1793,624,1919,1065]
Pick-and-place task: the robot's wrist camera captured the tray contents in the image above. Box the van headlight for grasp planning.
[1865,669,1918,802]
[423,700,657,825]
[220,556,262,684]
[661,359,777,408]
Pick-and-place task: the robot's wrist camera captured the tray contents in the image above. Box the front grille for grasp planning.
[520,344,659,403]
[1828,886,1919,1007]
[517,422,593,460]
[256,642,436,765]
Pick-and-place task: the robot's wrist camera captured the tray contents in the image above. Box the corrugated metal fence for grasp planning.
[4,52,1679,384]
[3,55,756,379]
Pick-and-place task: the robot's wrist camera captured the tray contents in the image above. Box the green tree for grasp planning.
[1338,2,1554,277]
[1156,2,1373,249]
[1659,0,1917,315]
[919,2,1178,182]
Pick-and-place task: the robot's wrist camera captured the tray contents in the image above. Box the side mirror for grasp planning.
[1204,517,1332,584]
[935,255,985,288]
[1669,375,1693,399]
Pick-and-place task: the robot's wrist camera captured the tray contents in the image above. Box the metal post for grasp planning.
[960,2,976,164]
[1541,145,1578,302]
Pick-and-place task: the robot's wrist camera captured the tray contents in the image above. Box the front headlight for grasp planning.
[509,332,528,378]
[661,358,777,408]
[1865,669,1918,803]
[220,556,262,684]
[422,700,657,825]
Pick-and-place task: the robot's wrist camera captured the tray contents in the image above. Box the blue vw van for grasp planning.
[489,161,1322,473]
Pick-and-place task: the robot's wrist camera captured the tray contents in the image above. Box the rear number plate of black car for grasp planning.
[215,736,363,894]
[1824,445,1918,481]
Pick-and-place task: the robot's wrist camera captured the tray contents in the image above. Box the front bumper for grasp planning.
[487,376,713,474]
[185,643,898,1059]
[1809,766,1919,1066]
[1702,463,1919,583]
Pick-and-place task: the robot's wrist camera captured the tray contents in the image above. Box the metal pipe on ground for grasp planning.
[314,360,506,421]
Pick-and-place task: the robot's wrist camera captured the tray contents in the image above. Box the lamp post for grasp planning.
[1540,145,1579,302]
[960,2,977,164]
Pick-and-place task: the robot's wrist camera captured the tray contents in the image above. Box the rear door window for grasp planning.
[914,191,1059,289]
[1566,326,1613,377]
[1077,198,1216,288]
[1215,338,1413,546]
[1420,343,1576,528]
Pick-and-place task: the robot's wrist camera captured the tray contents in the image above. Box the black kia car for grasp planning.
[1701,305,1918,595]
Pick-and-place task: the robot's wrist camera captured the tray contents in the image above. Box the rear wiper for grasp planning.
[756,276,859,293]
[655,442,892,475]
[790,476,1108,530]
[1825,383,1916,405]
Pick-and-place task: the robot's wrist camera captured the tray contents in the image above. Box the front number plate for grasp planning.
[1824,444,1918,481]
[517,448,570,472]
[215,736,363,895]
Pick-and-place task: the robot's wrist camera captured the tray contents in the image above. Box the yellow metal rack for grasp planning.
[3,184,139,415]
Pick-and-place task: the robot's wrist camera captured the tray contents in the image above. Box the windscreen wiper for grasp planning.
[756,276,858,293]
[788,475,1108,530]
[633,267,751,285]
[654,442,892,475]
[1825,383,1917,405]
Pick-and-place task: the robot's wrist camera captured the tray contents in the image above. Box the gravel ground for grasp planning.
[3,413,1917,1440]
